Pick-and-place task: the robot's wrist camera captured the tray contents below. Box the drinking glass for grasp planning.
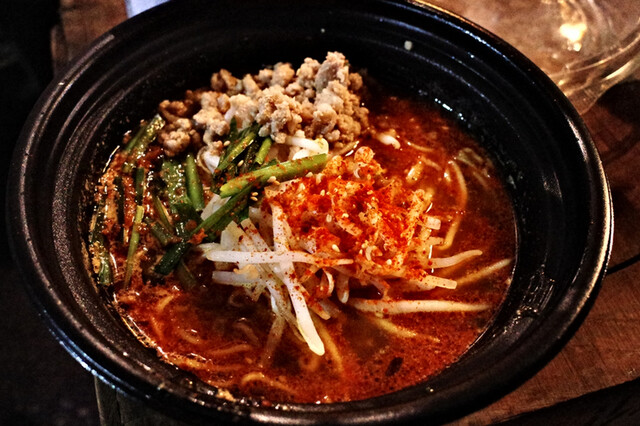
[420,0,640,113]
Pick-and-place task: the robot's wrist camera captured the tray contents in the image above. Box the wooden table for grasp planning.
[53,1,640,424]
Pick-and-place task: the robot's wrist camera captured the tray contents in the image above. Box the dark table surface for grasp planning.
[2,1,640,425]
[0,1,99,425]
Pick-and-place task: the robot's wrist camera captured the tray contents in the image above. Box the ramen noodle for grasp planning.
[89,52,516,404]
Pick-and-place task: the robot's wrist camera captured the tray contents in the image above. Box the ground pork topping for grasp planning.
[227,94,259,130]
[158,118,193,157]
[314,51,349,91]
[256,86,303,144]
[156,52,368,156]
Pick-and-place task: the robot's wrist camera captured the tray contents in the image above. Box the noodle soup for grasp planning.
[89,52,515,404]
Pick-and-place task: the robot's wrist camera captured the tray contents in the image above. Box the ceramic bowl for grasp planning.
[7,0,612,423]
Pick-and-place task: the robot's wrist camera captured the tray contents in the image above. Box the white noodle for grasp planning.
[369,278,390,297]
[200,249,353,267]
[406,161,425,184]
[400,191,429,245]
[297,264,321,284]
[210,270,260,286]
[329,140,359,157]
[335,272,350,304]
[260,302,286,367]
[376,132,401,149]
[286,132,329,153]
[405,140,436,153]
[313,316,344,374]
[448,160,468,210]
[206,343,254,358]
[426,249,483,269]
[239,372,296,395]
[425,216,441,230]
[404,274,457,291]
[271,203,325,356]
[317,298,341,318]
[224,222,300,335]
[471,170,492,192]
[349,299,490,314]
[455,258,513,286]
[201,193,226,220]
[322,269,335,296]
[368,316,418,338]
[439,215,461,251]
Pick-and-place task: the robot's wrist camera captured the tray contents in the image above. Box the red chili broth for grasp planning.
[107,94,516,404]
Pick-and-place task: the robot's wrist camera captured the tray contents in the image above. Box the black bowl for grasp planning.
[7,0,612,424]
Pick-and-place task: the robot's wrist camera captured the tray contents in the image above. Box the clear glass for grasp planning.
[419,0,640,113]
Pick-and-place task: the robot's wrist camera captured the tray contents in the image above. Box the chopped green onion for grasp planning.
[254,137,272,166]
[90,203,112,286]
[152,193,174,232]
[124,205,145,288]
[172,202,201,227]
[228,118,238,142]
[219,154,327,198]
[145,217,174,247]
[239,138,261,174]
[96,251,112,287]
[176,260,197,290]
[154,186,253,275]
[185,153,205,211]
[216,124,259,173]
[192,185,253,236]
[154,240,192,276]
[122,125,147,154]
[161,159,192,213]
[203,196,249,241]
[134,167,146,205]
[123,114,165,174]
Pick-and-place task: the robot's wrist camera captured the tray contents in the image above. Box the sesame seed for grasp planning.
[331,244,340,252]
[320,189,326,196]
[250,196,258,202]
[251,192,259,196]
[326,215,332,223]
[342,213,349,218]
[223,140,231,147]
[386,259,392,265]
[305,172,313,178]
[237,160,244,167]
[267,176,277,183]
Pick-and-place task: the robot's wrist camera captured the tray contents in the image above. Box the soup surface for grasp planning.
[89,52,515,404]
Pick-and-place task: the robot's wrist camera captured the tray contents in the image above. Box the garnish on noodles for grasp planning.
[88,52,516,403]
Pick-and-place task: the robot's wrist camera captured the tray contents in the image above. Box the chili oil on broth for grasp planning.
[101,95,515,405]
[89,51,515,404]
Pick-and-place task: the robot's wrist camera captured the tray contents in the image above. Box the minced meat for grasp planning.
[157,52,369,156]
